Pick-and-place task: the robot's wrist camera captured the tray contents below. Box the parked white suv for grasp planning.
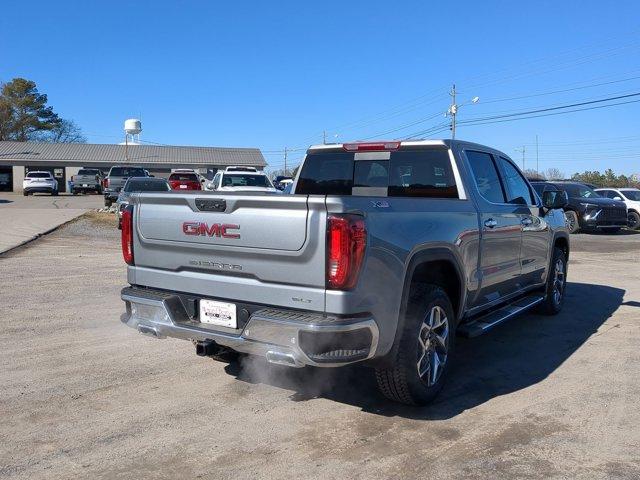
[595,187,640,229]
[205,167,278,192]
[23,171,58,196]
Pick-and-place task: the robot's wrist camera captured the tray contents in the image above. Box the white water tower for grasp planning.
[124,118,142,144]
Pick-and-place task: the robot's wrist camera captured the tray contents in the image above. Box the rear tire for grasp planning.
[536,246,567,315]
[105,199,112,207]
[565,211,579,233]
[628,211,640,230]
[52,190,58,196]
[23,191,28,196]
[375,285,455,406]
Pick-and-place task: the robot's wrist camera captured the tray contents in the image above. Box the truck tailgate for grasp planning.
[129,193,328,311]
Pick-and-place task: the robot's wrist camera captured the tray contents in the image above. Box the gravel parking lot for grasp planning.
[1,214,639,479]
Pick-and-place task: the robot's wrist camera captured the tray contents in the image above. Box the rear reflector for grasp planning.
[121,206,134,265]
[327,215,366,290]
[343,141,400,152]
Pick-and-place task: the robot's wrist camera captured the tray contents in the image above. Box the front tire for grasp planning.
[565,211,580,233]
[536,246,567,315]
[628,211,640,230]
[375,285,455,405]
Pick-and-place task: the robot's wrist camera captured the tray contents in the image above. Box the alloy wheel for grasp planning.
[628,213,639,230]
[566,214,576,232]
[552,258,566,306]
[416,305,449,387]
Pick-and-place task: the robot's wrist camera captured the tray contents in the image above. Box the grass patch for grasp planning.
[82,210,117,226]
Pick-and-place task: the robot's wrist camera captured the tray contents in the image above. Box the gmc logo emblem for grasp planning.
[182,222,240,239]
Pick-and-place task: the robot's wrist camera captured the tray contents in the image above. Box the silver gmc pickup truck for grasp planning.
[120,139,570,405]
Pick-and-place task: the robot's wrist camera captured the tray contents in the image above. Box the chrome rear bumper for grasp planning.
[121,287,379,368]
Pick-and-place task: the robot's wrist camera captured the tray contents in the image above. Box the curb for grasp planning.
[0,214,86,257]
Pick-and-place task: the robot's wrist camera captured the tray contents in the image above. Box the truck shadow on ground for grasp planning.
[224,282,626,419]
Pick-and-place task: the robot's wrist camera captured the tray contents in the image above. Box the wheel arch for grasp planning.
[369,246,466,368]
[553,231,570,260]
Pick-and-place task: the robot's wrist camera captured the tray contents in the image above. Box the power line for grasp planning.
[458,92,640,126]
[480,74,640,105]
[290,29,640,147]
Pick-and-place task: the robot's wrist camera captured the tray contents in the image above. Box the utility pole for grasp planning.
[283,147,288,175]
[323,130,327,145]
[515,146,526,170]
[449,84,457,139]
[535,135,539,176]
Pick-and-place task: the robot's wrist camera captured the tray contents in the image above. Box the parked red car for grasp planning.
[168,172,202,190]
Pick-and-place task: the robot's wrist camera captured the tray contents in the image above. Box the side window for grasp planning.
[465,151,505,204]
[212,173,221,188]
[498,157,536,205]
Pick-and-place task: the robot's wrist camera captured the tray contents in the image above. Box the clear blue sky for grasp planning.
[2,0,639,176]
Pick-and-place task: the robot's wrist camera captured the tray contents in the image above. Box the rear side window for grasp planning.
[297,148,458,198]
[465,151,505,204]
[498,157,536,205]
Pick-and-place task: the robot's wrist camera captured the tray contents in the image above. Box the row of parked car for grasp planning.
[21,163,632,236]
[108,166,289,227]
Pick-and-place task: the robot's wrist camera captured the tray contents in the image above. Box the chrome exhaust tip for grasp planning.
[138,324,162,338]
[266,350,302,368]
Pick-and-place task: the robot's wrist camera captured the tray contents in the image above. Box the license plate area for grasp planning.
[199,299,237,328]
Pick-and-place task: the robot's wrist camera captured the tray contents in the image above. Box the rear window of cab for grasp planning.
[296,147,458,198]
[169,173,198,182]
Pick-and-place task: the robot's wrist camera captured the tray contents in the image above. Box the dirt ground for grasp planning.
[1,215,639,479]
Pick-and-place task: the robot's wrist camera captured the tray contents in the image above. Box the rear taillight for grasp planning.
[103,178,109,188]
[121,206,134,265]
[327,215,366,290]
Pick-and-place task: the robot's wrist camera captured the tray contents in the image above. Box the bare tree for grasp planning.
[523,168,544,180]
[545,168,564,180]
[38,119,86,143]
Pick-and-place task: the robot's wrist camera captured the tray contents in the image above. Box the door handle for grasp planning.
[484,218,497,228]
[521,217,533,226]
